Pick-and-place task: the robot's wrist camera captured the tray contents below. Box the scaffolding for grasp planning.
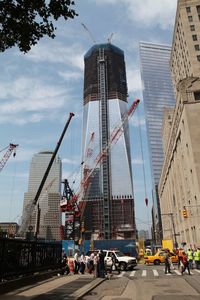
[98,48,112,239]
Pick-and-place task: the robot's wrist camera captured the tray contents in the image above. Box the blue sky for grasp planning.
[0,0,177,232]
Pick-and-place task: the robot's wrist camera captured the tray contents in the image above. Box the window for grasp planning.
[192,35,198,41]
[190,25,195,31]
[195,44,200,51]
[188,16,193,22]
[197,55,200,62]
[186,7,191,13]
[194,91,200,100]
[196,5,200,14]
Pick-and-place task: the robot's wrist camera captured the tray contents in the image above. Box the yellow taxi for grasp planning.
[144,250,178,265]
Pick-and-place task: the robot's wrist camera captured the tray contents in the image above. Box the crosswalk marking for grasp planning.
[117,271,125,278]
[113,268,200,278]
[130,270,136,277]
[172,270,182,275]
[153,270,159,276]
[141,270,147,277]
[194,269,200,273]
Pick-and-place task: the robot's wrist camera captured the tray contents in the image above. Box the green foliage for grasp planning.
[0,0,78,53]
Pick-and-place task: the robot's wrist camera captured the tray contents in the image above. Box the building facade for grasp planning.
[0,222,19,237]
[81,43,136,240]
[159,0,200,247]
[139,42,176,243]
[21,151,62,240]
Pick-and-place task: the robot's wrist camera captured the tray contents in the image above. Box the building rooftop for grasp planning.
[84,43,124,59]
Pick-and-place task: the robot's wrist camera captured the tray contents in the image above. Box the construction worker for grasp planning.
[187,248,194,269]
[194,247,200,269]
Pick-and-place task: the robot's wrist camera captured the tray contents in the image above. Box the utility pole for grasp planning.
[162,213,178,249]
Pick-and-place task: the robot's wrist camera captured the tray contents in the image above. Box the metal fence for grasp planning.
[0,238,62,280]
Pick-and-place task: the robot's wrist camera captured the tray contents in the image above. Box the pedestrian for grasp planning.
[98,250,105,278]
[178,248,184,269]
[186,248,194,269]
[80,253,86,274]
[164,249,171,274]
[110,252,120,274]
[74,250,80,274]
[88,252,94,274]
[59,254,70,276]
[93,252,98,277]
[194,247,200,269]
[181,251,191,275]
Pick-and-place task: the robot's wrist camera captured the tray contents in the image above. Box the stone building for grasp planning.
[159,0,200,247]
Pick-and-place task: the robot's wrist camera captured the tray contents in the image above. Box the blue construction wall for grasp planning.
[62,240,90,256]
[94,240,137,257]
[62,239,137,257]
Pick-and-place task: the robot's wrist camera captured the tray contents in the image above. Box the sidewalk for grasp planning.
[2,274,106,300]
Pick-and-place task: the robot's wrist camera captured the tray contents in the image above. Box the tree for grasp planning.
[0,0,78,53]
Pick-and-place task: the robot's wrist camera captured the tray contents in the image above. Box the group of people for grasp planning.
[164,247,200,275]
[73,250,106,278]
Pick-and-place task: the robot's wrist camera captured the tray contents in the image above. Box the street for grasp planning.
[2,264,200,300]
[81,264,200,300]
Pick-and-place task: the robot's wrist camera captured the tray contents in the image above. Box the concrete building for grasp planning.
[0,222,19,237]
[139,42,175,244]
[21,151,62,240]
[81,43,136,240]
[159,0,200,248]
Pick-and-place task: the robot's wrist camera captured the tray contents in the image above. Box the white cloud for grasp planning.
[58,70,83,81]
[26,42,85,71]
[96,0,176,29]
[127,68,142,94]
[0,76,75,124]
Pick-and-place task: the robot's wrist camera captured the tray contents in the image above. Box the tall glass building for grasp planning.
[21,151,62,240]
[81,43,136,240]
[139,42,175,242]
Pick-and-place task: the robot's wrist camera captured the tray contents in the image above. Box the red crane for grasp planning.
[61,98,140,242]
[0,143,18,172]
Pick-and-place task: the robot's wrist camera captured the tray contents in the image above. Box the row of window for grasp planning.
[186,5,200,14]
[186,5,200,62]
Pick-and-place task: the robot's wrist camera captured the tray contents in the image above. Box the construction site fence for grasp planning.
[62,239,137,257]
[0,238,62,281]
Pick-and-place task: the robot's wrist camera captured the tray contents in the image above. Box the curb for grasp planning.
[69,277,107,300]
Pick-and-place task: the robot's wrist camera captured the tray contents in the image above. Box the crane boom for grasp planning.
[18,112,74,239]
[0,143,18,172]
[62,99,140,239]
[79,98,140,198]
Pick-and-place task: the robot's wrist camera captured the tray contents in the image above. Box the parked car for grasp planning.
[144,250,178,265]
[86,249,137,271]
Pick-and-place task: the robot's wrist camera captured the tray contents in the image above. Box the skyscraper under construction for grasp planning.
[81,43,136,240]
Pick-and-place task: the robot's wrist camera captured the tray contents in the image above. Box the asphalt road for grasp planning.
[2,264,200,300]
[81,264,200,300]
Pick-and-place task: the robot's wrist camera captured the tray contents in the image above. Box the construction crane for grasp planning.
[81,23,96,44]
[61,98,140,243]
[107,32,115,44]
[0,143,18,172]
[18,113,74,239]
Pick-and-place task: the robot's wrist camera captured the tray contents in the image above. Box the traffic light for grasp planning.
[182,209,188,218]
